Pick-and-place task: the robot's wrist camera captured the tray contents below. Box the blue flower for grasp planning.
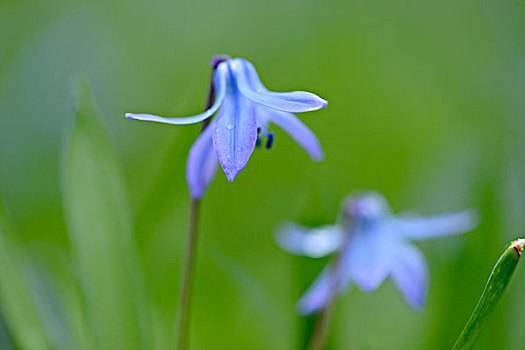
[126,56,327,199]
[276,191,479,315]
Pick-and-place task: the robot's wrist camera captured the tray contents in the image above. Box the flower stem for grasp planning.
[306,226,353,350]
[175,60,222,350]
[176,199,201,350]
[307,296,335,350]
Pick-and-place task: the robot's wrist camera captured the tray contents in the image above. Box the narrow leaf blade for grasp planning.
[452,239,525,350]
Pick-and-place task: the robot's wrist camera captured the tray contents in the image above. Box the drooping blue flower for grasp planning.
[276,191,479,315]
[126,56,327,199]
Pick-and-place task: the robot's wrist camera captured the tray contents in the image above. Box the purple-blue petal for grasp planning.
[275,223,342,258]
[186,121,218,199]
[389,243,428,310]
[395,209,478,241]
[125,62,228,125]
[346,232,391,292]
[256,106,324,161]
[297,265,337,315]
[212,87,258,181]
[231,58,328,113]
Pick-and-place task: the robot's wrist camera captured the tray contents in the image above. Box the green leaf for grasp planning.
[23,241,95,350]
[0,305,17,350]
[62,76,151,350]
[452,239,525,350]
[208,249,294,349]
[0,199,50,350]
[25,256,80,350]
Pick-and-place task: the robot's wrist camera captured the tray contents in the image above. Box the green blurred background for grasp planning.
[1,0,525,349]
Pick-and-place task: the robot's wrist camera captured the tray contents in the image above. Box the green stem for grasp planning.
[452,239,525,350]
[176,200,201,350]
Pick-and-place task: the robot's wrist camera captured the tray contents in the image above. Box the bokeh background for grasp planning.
[2,0,525,349]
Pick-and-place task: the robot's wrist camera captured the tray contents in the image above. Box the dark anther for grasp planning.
[266,133,274,149]
[257,127,261,134]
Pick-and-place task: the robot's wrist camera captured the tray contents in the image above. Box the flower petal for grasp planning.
[231,58,328,113]
[297,265,337,315]
[389,243,428,310]
[186,121,218,199]
[346,230,392,292]
[125,62,228,125]
[395,209,478,241]
[275,223,342,258]
[212,87,258,181]
[256,106,324,161]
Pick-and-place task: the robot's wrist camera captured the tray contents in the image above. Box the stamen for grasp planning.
[256,136,262,148]
[266,133,274,149]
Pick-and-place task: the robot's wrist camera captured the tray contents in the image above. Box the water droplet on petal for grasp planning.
[227,123,234,130]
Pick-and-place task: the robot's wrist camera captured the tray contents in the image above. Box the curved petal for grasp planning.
[297,265,337,315]
[186,121,218,199]
[125,62,228,125]
[389,243,428,310]
[212,85,258,181]
[275,223,342,258]
[395,209,478,241]
[231,58,328,113]
[256,106,324,161]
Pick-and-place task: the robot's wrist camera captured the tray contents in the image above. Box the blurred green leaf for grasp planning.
[452,239,525,350]
[0,306,17,350]
[26,261,77,350]
[0,199,50,350]
[62,76,151,350]
[209,248,294,349]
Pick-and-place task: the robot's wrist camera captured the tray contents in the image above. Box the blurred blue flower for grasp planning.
[126,57,327,199]
[276,191,479,315]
